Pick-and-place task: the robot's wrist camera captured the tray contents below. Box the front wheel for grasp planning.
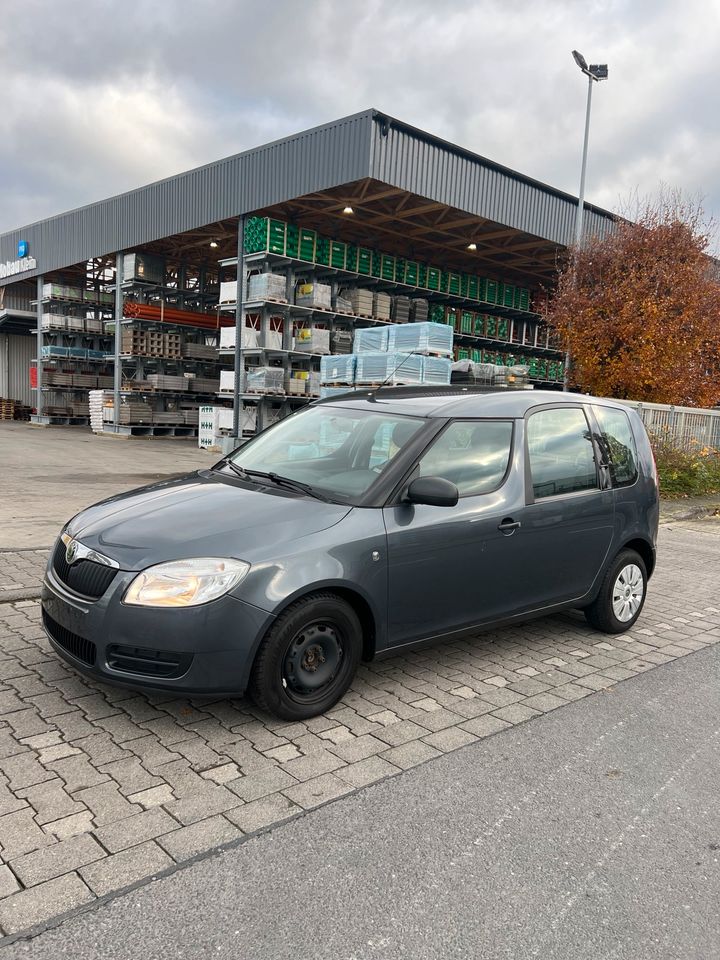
[249,593,363,720]
[584,549,647,634]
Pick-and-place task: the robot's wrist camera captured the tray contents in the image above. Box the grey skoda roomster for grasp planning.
[42,388,659,720]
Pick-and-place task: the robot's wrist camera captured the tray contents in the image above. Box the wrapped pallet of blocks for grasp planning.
[294,325,330,355]
[247,273,287,302]
[373,292,391,321]
[295,282,331,310]
[353,327,388,353]
[246,366,285,394]
[422,356,452,385]
[320,355,356,385]
[320,386,358,399]
[388,321,453,357]
[330,329,353,354]
[355,352,423,386]
[391,296,411,323]
[410,299,429,322]
[347,288,373,317]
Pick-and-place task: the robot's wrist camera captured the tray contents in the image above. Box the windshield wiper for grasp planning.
[222,462,333,502]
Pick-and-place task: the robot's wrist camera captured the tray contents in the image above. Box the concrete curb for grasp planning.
[0,587,42,604]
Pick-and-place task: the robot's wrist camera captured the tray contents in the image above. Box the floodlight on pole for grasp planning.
[565,50,608,390]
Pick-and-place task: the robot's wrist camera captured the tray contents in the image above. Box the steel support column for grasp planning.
[232,215,245,438]
[113,252,123,429]
[35,275,43,413]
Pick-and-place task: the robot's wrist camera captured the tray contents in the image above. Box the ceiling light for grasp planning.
[467,242,477,251]
[343,205,354,215]
[210,241,219,249]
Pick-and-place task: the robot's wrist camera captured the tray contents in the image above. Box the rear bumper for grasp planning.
[41,564,274,696]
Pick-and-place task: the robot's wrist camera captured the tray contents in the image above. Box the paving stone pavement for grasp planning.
[0,521,718,938]
[0,552,50,604]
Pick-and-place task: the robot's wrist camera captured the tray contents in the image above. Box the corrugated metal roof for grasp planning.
[0,108,615,287]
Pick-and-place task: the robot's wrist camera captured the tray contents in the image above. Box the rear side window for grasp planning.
[417,420,513,497]
[527,407,597,499]
[593,406,638,487]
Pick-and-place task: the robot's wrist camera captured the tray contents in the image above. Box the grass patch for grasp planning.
[650,436,720,498]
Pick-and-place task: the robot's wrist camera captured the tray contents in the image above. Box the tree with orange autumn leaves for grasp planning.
[545,195,720,407]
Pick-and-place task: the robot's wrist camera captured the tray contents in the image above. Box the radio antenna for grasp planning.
[366,346,417,402]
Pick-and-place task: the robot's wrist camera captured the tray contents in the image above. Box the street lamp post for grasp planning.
[565,50,608,389]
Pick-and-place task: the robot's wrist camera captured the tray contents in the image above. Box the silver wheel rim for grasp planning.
[612,564,644,622]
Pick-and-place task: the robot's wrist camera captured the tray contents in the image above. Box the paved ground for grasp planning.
[7,641,719,960]
[0,520,717,939]
[0,422,211,552]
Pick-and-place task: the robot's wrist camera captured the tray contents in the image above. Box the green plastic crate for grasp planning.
[473,315,485,337]
[346,245,358,273]
[404,261,419,286]
[299,228,317,262]
[357,247,372,275]
[447,272,462,297]
[460,310,474,334]
[497,319,509,340]
[485,279,498,304]
[380,254,396,281]
[330,240,347,270]
[418,264,428,289]
[460,274,469,298]
[518,288,531,312]
[502,284,516,308]
[315,236,331,267]
[445,306,460,329]
[485,316,497,338]
[429,304,446,323]
[394,258,406,284]
[285,225,299,259]
[268,219,286,255]
[457,347,470,360]
[470,349,482,362]
[426,267,441,292]
[371,252,382,278]
[467,276,480,300]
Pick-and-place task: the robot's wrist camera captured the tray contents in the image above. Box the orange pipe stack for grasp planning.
[123,302,233,329]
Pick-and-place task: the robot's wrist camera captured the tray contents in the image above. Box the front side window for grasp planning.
[593,406,638,487]
[527,407,597,499]
[228,406,425,500]
[416,420,513,497]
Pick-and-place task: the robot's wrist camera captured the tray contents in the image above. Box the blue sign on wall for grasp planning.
[18,240,29,258]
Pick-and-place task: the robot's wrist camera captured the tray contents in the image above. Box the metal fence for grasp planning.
[616,399,720,451]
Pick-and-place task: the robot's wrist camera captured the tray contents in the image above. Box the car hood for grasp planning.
[66,470,352,571]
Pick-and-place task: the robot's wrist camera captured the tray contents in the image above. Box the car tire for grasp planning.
[249,592,363,720]
[584,549,647,634]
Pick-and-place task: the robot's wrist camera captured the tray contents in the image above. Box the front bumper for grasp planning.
[41,562,274,696]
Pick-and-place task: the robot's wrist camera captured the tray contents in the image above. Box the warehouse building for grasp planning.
[0,109,615,439]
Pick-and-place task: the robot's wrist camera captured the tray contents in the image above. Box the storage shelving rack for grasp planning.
[101,266,229,437]
[31,284,115,425]
[217,218,566,434]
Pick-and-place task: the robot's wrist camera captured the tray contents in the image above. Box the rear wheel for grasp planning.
[249,593,362,720]
[584,549,647,634]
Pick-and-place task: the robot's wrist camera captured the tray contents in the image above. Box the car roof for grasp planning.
[313,387,626,419]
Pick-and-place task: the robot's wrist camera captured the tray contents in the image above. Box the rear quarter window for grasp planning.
[593,406,638,487]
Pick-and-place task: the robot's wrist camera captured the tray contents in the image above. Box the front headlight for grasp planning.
[123,558,250,608]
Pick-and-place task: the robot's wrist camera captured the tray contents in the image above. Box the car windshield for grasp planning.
[226,405,425,501]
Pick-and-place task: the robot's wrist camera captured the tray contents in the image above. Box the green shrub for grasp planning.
[650,435,720,498]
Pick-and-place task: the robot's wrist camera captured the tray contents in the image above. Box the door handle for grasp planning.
[498,518,521,535]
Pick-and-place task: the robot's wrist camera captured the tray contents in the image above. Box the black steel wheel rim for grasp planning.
[282,621,345,703]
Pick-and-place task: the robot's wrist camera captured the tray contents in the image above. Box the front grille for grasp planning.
[43,610,97,666]
[52,540,117,600]
[106,644,193,679]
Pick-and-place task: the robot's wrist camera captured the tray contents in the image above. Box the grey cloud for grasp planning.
[1,0,718,240]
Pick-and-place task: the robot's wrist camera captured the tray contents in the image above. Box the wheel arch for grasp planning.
[620,537,656,578]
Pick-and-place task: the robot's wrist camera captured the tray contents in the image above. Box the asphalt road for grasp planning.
[5,644,719,960]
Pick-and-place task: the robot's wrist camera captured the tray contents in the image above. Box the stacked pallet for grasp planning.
[0,398,16,421]
[183,342,217,360]
[410,299,429,322]
[347,289,373,318]
[391,296,411,323]
[189,378,221,393]
[373,292,392,322]
[147,374,186,391]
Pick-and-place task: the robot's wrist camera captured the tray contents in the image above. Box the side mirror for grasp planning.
[405,476,459,508]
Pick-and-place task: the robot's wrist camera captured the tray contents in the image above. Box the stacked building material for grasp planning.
[147,374,187,391]
[354,327,388,353]
[410,299,429,322]
[295,282,332,310]
[347,288,374,317]
[189,378,221,393]
[320,355,356,385]
[320,386,358,399]
[422,356,452,385]
[387,321,453,357]
[294,325,330,354]
[0,398,17,421]
[183,342,218,360]
[391,296,411,323]
[89,390,108,432]
[335,294,353,315]
[355,352,423,385]
[247,273,288,303]
[41,314,68,331]
[373,292,391,321]
[330,329,353,354]
[246,367,285,394]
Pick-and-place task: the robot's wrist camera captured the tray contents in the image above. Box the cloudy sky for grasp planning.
[1,0,718,239]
